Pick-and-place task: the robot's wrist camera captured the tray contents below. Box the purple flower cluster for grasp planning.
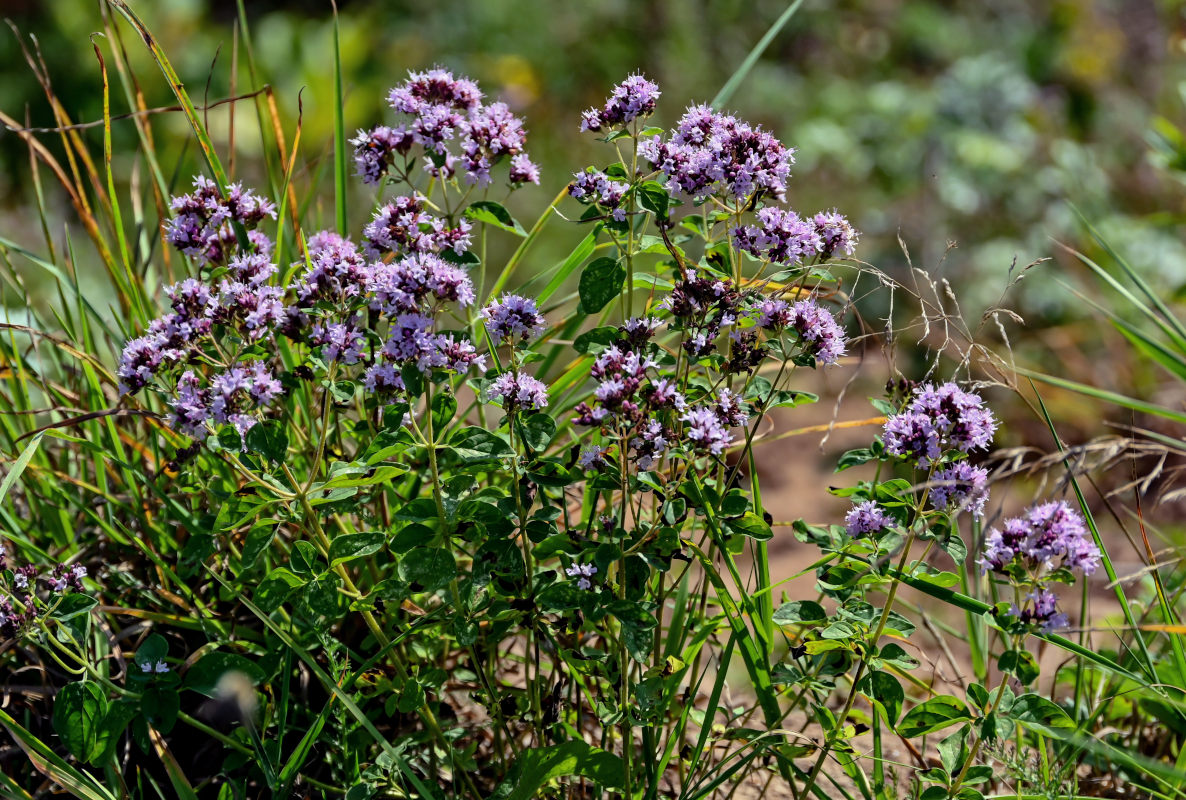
[117,266,284,395]
[118,325,185,395]
[291,231,373,304]
[566,562,599,590]
[754,299,792,330]
[733,208,821,266]
[640,104,794,201]
[621,316,662,347]
[733,208,860,266]
[813,210,860,259]
[0,593,34,640]
[2,545,91,640]
[578,444,610,470]
[883,383,997,466]
[930,461,990,518]
[580,73,661,132]
[366,310,484,387]
[164,176,276,265]
[569,169,629,221]
[350,126,414,184]
[982,502,1096,632]
[629,420,669,470]
[120,176,289,439]
[680,405,733,456]
[845,501,893,537]
[787,299,847,366]
[661,269,742,359]
[364,194,473,258]
[46,563,88,593]
[576,345,659,424]
[214,273,287,341]
[355,67,539,188]
[485,371,548,412]
[571,322,715,470]
[482,294,547,345]
[367,253,476,314]
[170,361,283,439]
[980,501,1100,576]
[1016,588,1069,632]
[310,321,367,364]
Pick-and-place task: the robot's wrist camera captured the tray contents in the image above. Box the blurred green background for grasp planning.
[3,0,1186,329]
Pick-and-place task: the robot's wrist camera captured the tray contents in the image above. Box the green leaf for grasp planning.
[1009,693,1076,738]
[493,741,625,800]
[579,257,626,314]
[638,181,670,219]
[447,427,514,462]
[722,512,772,541]
[288,540,318,575]
[573,326,620,354]
[94,701,139,764]
[938,725,970,775]
[999,649,1040,685]
[256,568,305,613]
[245,420,288,464]
[362,428,412,464]
[51,594,97,621]
[320,463,407,490]
[877,642,920,671]
[537,581,584,612]
[328,379,356,403]
[772,600,826,625]
[897,695,972,738]
[215,426,241,452]
[397,680,426,714]
[329,532,386,567]
[835,448,877,472]
[141,687,180,734]
[631,272,674,291]
[765,389,819,410]
[53,681,108,762]
[869,670,904,725]
[608,600,656,630]
[399,547,456,593]
[184,652,266,698]
[465,200,527,236]
[241,523,277,568]
[136,634,169,668]
[520,413,556,452]
[302,574,344,618]
[431,390,458,431]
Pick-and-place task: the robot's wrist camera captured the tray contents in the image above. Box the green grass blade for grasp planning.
[1029,385,1163,685]
[0,710,119,800]
[1071,204,1186,347]
[1014,366,1186,425]
[1062,243,1186,355]
[0,432,43,506]
[711,0,806,110]
[331,1,348,235]
[530,228,599,304]
[1055,277,1186,381]
[105,0,230,191]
